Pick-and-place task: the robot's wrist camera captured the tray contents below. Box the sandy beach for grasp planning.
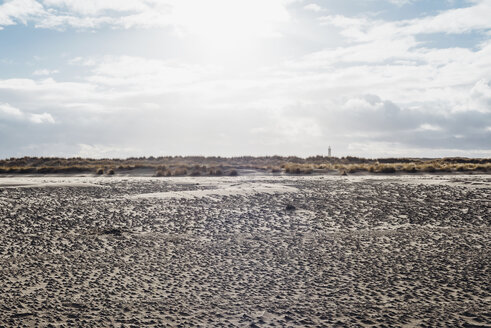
[0,174,489,327]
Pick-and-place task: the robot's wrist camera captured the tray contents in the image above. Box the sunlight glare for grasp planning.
[172,0,289,49]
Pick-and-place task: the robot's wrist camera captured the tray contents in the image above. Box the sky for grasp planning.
[0,0,490,159]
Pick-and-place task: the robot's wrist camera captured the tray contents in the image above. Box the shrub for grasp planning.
[284,164,313,174]
[348,167,357,174]
[402,164,417,173]
[423,165,436,173]
[36,167,55,174]
[18,167,37,174]
[55,166,91,173]
[439,164,452,172]
[476,164,489,171]
[173,168,187,176]
[285,166,300,174]
[347,164,369,173]
[379,165,396,173]
[208,168,223,176]
[382,166,396,173]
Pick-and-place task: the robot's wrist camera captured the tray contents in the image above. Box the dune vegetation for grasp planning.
[0,156,489,176]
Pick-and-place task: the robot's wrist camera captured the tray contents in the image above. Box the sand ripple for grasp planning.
[0,175,489,327]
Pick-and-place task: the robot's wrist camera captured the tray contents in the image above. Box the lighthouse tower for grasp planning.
[328,146,332,157]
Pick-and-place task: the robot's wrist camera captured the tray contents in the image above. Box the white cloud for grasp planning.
[87,56,212,89]
[320,0,491,43]
[0,102,24,118]
[385,0,415,6]
[29,112,55,123]
[33,68,59,75]
[343,97,383,112]
[304,3,323,12]
[403,1,491,35]
[0,51,489,156]
[467,79,491,113]
[346,141,491,158]
[0,102,55,124]
[0,0,292,38]
[319,15,373,41]
[40,0,150,16]
[287,1,491,118]
[418,123,442,131]
[35,14,114,29]
[69,56,96,66]
[76,143,140,158]
[252,117,323,141]
[33,0,171,29]
[2,0,490,41]
[0,0,44,28]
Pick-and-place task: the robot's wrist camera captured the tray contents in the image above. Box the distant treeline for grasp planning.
[0,156,490,175]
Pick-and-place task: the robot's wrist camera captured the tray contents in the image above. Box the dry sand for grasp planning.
[0,174,489,327]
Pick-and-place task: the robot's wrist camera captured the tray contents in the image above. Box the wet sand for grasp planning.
[0,175,489,327]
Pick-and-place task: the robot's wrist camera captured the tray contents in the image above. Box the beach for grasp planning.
[0,174,489,327]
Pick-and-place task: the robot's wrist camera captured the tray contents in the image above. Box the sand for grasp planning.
[0,174,489,327]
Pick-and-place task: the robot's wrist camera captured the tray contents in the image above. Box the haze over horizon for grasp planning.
[1,0,490,159]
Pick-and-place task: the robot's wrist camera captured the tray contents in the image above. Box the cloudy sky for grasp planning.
[0,0,490,158]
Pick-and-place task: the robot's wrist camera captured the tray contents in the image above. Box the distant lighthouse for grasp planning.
[328,146,332,157]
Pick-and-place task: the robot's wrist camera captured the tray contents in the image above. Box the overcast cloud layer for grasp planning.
[0,0,490,158]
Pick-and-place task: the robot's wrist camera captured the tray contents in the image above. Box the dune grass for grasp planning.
[279,161,490,175]
[0,156,489,176]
